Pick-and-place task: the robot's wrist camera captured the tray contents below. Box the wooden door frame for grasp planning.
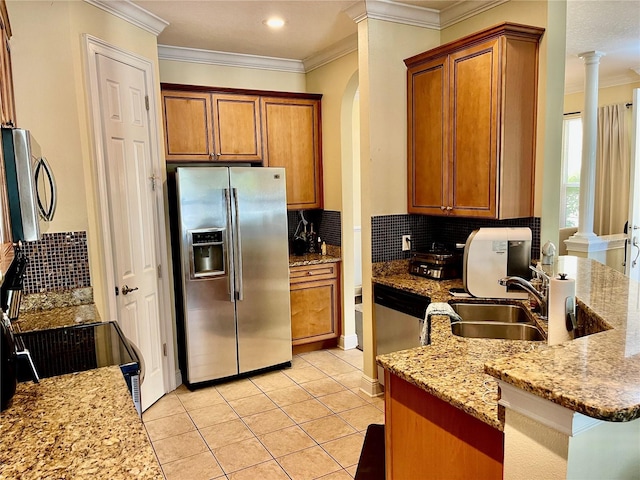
[83,34,177,392]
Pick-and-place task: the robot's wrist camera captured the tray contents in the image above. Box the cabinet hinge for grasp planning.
[163,343,167,356]
[157,264,162,278]
[145,95,150,111]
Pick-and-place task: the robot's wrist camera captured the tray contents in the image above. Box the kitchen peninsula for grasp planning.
[376,256,640,479]
[1,288,162,479]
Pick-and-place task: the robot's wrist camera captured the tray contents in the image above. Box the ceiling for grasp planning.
[130,0,640,93]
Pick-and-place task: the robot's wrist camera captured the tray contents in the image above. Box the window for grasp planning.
[560,116,582,227]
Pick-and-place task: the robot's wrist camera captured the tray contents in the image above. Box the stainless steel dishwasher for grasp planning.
[374,283,430,386]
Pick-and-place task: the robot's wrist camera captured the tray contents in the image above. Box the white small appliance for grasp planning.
[463,227,532,299]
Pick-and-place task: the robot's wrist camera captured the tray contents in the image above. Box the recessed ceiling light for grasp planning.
[264,17,285,29]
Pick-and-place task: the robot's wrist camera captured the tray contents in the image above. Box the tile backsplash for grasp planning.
[20,232,91,294]
[287,209,342,247]
[372,214,541,263]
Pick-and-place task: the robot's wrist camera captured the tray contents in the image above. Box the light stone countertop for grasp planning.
[289,244,341,267]
[375,256,640,429]
[0,366,163,479]
[14,287,100,333]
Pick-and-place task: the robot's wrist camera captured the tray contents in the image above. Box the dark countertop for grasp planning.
[374,256,640,428]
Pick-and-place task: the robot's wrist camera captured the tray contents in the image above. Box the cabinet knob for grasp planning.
[209,152,215,160]
[440,206,446,211]
[446,206,453,211]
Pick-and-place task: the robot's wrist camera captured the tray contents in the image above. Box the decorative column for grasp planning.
[565,51,609,262]
[575,51,605,238]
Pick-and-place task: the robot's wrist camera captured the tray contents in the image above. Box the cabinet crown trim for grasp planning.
[404,22,545,67]
[161,83,322,100]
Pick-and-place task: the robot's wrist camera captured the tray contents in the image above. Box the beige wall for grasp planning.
[564,82,640,112]
[7,0,162,317]
[306,52,359,211]
[159,59,306,93]
[367,21,440,216]
[359,19,440,381]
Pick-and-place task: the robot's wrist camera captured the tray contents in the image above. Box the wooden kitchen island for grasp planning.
[376,256,640,479]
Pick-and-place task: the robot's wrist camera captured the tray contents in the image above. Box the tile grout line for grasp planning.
[146,349,370,479]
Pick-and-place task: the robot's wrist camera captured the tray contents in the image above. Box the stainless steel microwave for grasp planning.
[1,128,56,242]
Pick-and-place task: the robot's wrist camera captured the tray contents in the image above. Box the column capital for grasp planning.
[578,51,606,63]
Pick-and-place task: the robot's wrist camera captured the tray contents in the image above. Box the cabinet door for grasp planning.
[212,94,263,162]
[408,56,448,215]
[162,91,213,161]
[262,98,323,209]
[289,263,340,347]
[448,38,500,217]
[0,1,15,128]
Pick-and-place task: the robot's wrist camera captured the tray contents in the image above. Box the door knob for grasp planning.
[122,285,139,295]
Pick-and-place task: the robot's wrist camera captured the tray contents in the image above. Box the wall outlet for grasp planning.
[402,235,411,251]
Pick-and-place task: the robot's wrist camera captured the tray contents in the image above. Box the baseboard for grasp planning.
[359,373,384,398]
[339,334,359,350]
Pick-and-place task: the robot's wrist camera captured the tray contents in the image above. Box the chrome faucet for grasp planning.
[498,276,548,319]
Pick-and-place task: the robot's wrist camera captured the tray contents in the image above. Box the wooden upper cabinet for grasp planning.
[408,55,448,214]
[163,91,212,161]
[161,90,262,162]
[0,0,15,128]
[406,23,544,219]
[262,97,323,210]
[212,94,262,162]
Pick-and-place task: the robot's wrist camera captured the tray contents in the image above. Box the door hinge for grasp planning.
[145,95,150,111]
[157,264,162,278]
[163,343,167,356]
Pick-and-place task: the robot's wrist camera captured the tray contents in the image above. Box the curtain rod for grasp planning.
[563,102,633,116]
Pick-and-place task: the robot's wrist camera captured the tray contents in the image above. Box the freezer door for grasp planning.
[229,167,292,373]
[176,167,238,383]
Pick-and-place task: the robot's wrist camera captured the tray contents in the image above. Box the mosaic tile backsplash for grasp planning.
[372,214,541,263]
[20,232,91,294]
[287,209,342,247]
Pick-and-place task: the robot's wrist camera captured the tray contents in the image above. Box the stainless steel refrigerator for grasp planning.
[174,166,292,385]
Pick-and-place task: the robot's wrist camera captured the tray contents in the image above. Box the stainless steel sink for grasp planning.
[451,321,545,341]
[450,302,531,323]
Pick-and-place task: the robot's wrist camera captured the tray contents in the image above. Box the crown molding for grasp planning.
[439,0,509,29]
[565,73,640,95]
[303,33,358,72]
[158,45,305,73]
[83,0,169,36]
[346,0,440,29]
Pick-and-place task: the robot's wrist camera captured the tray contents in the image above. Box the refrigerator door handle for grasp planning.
[224,188,235,303]
[232,188,244,301]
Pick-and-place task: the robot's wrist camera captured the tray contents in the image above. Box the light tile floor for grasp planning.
[143,348,384,480]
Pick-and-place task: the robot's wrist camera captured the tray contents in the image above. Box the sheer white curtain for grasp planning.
[594,103,630,235]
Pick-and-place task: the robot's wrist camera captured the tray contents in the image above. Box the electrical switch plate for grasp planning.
[402,235,411,251]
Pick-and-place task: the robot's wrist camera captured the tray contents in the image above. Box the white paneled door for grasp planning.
[96,54,165,410]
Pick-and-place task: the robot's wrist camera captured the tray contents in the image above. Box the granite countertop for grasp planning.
[289,244,341,267]
[15,287,100,333]
[375,256,640,428]
[0,366,162,479]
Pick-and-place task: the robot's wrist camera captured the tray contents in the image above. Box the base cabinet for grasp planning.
[384,370,504,480]
[289,262,340,353]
